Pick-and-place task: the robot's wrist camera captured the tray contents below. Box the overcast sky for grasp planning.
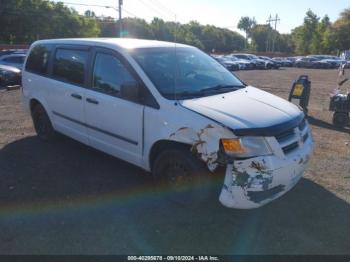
[53,0,349,34]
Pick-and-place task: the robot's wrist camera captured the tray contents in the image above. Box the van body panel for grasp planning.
[46,78,89,145]
[22,38,314,209]
[181,86,301,131]
[84,88,144,167]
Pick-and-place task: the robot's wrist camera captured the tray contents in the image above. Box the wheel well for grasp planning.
[30,99,41,114]
[149,140,191,171]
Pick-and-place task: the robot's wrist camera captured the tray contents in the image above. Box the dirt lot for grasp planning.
[0,68,349,255]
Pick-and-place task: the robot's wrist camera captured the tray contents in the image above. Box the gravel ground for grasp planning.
[0,68,349,255]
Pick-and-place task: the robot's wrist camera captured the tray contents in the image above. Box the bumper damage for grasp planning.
[169,121,314,209]
[219,140,313,209]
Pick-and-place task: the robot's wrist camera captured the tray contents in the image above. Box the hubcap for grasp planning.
[165,162,193,191]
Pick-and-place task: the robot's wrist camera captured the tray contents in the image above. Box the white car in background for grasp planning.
[22,38,314,209]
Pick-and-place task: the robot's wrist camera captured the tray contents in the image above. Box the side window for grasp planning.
[53,49,88,86]
[25,45,52,75]
[92,52,136,97]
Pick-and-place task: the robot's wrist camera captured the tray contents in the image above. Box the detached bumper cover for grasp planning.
[219,134,314,209]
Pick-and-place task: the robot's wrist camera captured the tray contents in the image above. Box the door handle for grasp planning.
[86,98,99,105]
[71,93,82,100]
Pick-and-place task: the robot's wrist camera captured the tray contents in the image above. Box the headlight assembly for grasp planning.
[221,137,272,158]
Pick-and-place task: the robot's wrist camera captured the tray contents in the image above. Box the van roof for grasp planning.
[33,38,192,50]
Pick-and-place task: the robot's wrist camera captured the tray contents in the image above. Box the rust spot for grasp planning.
[298,158,304,164]
[205,124,215,129]
[191,140,206,152]
[251,161,267,171]
[178,127,190,131]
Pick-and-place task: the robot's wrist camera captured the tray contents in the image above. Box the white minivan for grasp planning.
[22,38,314,209]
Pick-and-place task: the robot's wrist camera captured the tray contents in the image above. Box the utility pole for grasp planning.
[266,14,280,53]
[271,14,280,53]
[119,0,123,37]
[266,15,273,52]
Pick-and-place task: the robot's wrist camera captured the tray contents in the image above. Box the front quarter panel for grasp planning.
[143,102,236,172]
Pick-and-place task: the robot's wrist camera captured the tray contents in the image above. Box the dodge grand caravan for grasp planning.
[22,38,314,209]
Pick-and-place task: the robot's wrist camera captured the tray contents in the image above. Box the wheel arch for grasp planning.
[149,140,191,171]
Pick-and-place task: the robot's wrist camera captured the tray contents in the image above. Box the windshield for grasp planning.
[131,47,244,100]
[234,54,250,60]
[249,55,259,59]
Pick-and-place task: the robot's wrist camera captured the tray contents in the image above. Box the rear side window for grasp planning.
[26,45,52,75]
[53,49,88,86]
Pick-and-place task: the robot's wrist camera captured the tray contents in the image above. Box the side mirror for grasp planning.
[120,81,140,101]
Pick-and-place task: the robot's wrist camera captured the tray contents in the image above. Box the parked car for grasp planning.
[295,57,330,69]
[272,57,293,67]
[346,61,350,69]
[0,49,28,58]
[258,56,280,69]
[225,55,255,70]
[213,56,240,71]
[308,55,345,69]
[0,64,21,87]
[0,54,26,70]
[22,38,313,209]
[232,54,267,69]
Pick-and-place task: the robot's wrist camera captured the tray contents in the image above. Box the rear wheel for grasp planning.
[32,104,56,141]
[333,112,349,128]
[152,147,212,205]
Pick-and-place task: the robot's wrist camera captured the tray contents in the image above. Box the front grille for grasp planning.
[299,118,306,131]
[282,142,299,154]
[274,117,309,155]
[275,128,295,143]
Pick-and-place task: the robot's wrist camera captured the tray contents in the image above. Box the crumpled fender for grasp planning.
[169,124,236,172]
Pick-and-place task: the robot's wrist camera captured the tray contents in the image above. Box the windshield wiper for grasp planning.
[200,84,244,94]
[172,91,201,99]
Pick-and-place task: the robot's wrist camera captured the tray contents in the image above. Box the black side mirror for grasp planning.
[120,81,140,101]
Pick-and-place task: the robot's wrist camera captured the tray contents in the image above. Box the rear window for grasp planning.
[25,45,52,75]
[4,56,25,63]
[52,49,89,86]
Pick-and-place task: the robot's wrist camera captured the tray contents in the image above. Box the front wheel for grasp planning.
[152,147,212,205]
[333,112,349,128]
[32,104,56,141]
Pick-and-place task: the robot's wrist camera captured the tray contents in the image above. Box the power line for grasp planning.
[57,1,119,11]
[138,0,174,20]
[148,0,176,17]
[123,8,138,18]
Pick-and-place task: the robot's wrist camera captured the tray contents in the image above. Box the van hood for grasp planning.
[180,86,303,136]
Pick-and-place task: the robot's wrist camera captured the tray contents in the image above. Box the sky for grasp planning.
[53,0,350,34]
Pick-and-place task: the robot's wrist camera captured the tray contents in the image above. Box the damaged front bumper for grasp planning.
[219,135,314,209]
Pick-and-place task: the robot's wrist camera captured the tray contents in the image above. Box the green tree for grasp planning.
[292,10,320,54]
[237,16,256,44]
[250,24,271,52]
[0,0,100,44]
[330,8,350,52]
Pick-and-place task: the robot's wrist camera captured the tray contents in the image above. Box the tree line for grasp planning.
[239,8,350,55]
[0,0,349,55]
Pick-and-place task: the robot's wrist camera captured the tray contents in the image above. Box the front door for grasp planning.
[84,49,144,166]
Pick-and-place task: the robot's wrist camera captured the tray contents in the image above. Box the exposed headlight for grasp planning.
[221,137,273,158]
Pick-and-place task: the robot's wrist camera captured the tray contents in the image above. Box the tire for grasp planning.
[152,146,212,206]
[32,104,56,141]
[333,112,349,128]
